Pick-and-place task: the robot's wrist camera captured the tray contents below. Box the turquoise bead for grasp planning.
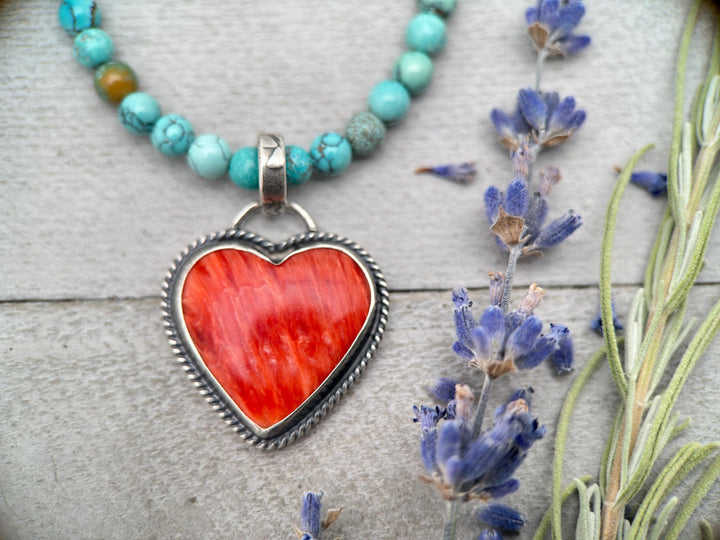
[345,112,386,157]
[58,0,101,34]
[187,134,232,180]
[310,133,352,176]
[393,51,433,96]
[418,0,457,17]
[118,93,161,135]
[286,145,313,185]
[368,80,410,124]
[73,28,113,68]
[151,115,195,156]
[406,13,447,55]
[228,147,259,190]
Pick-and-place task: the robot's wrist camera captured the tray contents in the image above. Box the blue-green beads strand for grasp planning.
[345,112,386,157]
[73,28,113,68]
[418,0,457,17]
[59,0,457,187]
[151,115,195,157]
[286,146,313,185]
[229,147,259,189]
[393,51,433,96]
[118,93,161,135]
[406,13,447,55]
[368,80,411,124]
[187,134,232,180]
[310,133,353,176]
[59,0,101,34]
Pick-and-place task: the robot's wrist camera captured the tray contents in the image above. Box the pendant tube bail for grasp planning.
[258,133,287,216]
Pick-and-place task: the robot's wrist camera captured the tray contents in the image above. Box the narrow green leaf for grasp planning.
[648,303,690,396]
[533,476,594,540]
[551,344,614,540]
[699,519,715,540]
[648,497,678,540]
[664,450,720,539]
[600,408,624,496]
[601,146,655,398]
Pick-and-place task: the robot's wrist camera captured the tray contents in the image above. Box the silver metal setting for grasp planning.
[258,133,287,216]
[161,224,389,450]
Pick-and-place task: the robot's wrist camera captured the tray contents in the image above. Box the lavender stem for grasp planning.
[501,245,523,314]
[471,372,494,437]
[442,499,461,540]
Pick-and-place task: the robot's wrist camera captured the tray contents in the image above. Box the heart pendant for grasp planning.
[161,135,388,448]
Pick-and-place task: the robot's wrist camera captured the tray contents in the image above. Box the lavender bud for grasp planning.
[430,377,458,402]
[533,211,583,249]
[518,87,548,131]
[504,178,530,217]
[484,186,504,224]
[630,171,668,196]
[488,272,506,306]
[415,163,477,184]
[476,503,526,534]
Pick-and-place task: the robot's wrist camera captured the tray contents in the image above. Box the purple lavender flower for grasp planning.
[295,491,342,540]
[416,387,545,503]
[451,284,574,377]
[476,503,526,534]
[490,88,586,151]
[416,163,477,184]
[526,0,591,57]
[630,170,668,196]
[299,492,322,540]
[483,179,583,253]
[547,324,574,374]
[529,210,583,250]
[414,405,446,471]
[590,301,623,336]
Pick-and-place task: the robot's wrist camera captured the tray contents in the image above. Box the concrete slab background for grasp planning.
[0,1,718,538]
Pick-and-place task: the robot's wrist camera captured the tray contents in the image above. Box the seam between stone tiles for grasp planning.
[4,282,720,306]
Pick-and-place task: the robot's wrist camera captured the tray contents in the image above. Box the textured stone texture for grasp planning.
[1,1,719,539]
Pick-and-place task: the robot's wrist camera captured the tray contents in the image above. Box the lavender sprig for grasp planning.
[414,2,589,538]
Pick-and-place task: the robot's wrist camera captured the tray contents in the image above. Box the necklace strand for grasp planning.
[58,0,457,188]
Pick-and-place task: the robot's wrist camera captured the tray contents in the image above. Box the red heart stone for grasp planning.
[180,247,372,430]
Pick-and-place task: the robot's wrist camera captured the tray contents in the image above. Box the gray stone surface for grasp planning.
[0,1,719,538]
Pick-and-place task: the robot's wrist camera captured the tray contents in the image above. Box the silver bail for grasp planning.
[258,133,287,215]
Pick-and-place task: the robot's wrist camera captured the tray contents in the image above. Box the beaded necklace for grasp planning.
[58,0,457,449]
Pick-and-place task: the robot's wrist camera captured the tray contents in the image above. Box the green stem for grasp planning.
[535,49,548,91]
[471,373,493,437]
[533,476,594,540]
[600,145,655,399]
[501,245,522,315]
[664,450,720,540]
[442,499,461,540]
[551,343,617,540]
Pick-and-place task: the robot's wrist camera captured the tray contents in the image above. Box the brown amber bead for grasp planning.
[93,62,137,104]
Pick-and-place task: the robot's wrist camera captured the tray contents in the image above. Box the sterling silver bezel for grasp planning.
[161,227,389,450]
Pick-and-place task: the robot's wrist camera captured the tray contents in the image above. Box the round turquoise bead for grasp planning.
[345,112,386,157]
[286,145,313,185]
[393,51,433,96]
[118,93,161,135]
[228,147,259,189]
[406,13,447,55]
[310,133,352,176]
[187,134,232,180]
[418,0,457,17]
[368,80,410,124]
[73,28,113,68]
[151,115,195,156]
[58,0,101,34]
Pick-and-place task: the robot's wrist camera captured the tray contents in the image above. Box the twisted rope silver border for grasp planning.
[161,228,389,450]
